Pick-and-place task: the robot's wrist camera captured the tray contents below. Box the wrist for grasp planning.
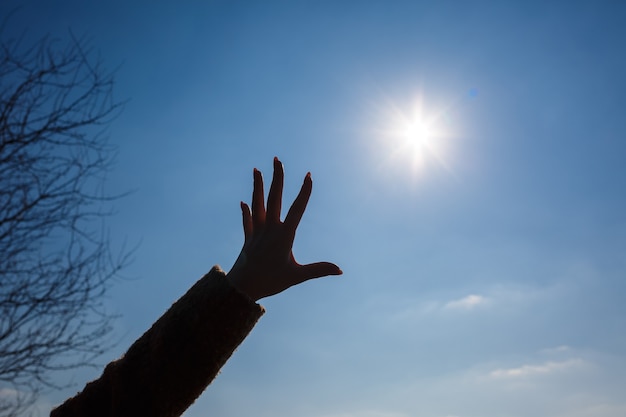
[227,252,260,301]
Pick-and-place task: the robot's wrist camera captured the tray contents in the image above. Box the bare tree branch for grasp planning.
[0,27,129,417]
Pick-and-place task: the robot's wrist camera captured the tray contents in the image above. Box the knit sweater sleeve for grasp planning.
[50,265,265,417]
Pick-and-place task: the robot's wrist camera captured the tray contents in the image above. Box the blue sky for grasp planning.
[3,1,626,416]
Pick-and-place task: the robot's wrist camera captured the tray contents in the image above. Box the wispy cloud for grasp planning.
[489,358,585,378]
[387,293,490,322]
[0,388,20,399]
[443,294,489,311]
[319,411,410,417]
[541,345,571,354]
[554,403,626,417]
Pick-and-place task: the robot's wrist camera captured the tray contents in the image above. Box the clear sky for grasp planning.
[3,1,626,416]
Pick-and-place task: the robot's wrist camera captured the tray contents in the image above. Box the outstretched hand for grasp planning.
[227,157,342,301]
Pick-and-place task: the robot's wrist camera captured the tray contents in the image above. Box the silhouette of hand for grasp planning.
[227,157,342,301]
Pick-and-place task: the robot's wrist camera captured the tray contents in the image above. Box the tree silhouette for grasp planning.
[0,29,129,417]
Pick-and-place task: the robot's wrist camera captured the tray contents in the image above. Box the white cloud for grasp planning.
[443,294,488,311]
[489,358,585,378]
[318,411,410,417]
[554,403,626,417]
[386,293,490,322]
[0,388,19,399]
[385,280,575,322]
[0,387,48,417]
[540,345,571,354]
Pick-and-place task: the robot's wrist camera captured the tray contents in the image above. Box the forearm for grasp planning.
[51,266,264,417]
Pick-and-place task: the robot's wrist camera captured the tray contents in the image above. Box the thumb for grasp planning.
[295,262,343,284]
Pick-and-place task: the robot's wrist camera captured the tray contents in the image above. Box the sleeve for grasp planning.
[50,265,265,417]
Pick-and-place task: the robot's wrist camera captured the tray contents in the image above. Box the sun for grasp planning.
[402,117,434,153]
[376,96,452,178]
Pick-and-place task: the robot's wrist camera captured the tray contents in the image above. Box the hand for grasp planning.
[227,157,342,301]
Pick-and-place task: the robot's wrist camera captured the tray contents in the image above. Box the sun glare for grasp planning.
[374,96,453,179]
[403,118,433,152]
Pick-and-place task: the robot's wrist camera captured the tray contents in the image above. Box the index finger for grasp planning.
[284,172,312,233]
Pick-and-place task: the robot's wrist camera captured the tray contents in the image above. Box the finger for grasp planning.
[252,168,266,229]
[295,261,343,284]
[266,157,284,224]
[284,172,312,232]
[240,201,253,241]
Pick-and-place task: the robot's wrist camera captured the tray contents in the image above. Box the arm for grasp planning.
[51,267,262,417]
[51,157,341,417]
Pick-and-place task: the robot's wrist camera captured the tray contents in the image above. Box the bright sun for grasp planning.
[402,118,433,152]
[376,96,452,178]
